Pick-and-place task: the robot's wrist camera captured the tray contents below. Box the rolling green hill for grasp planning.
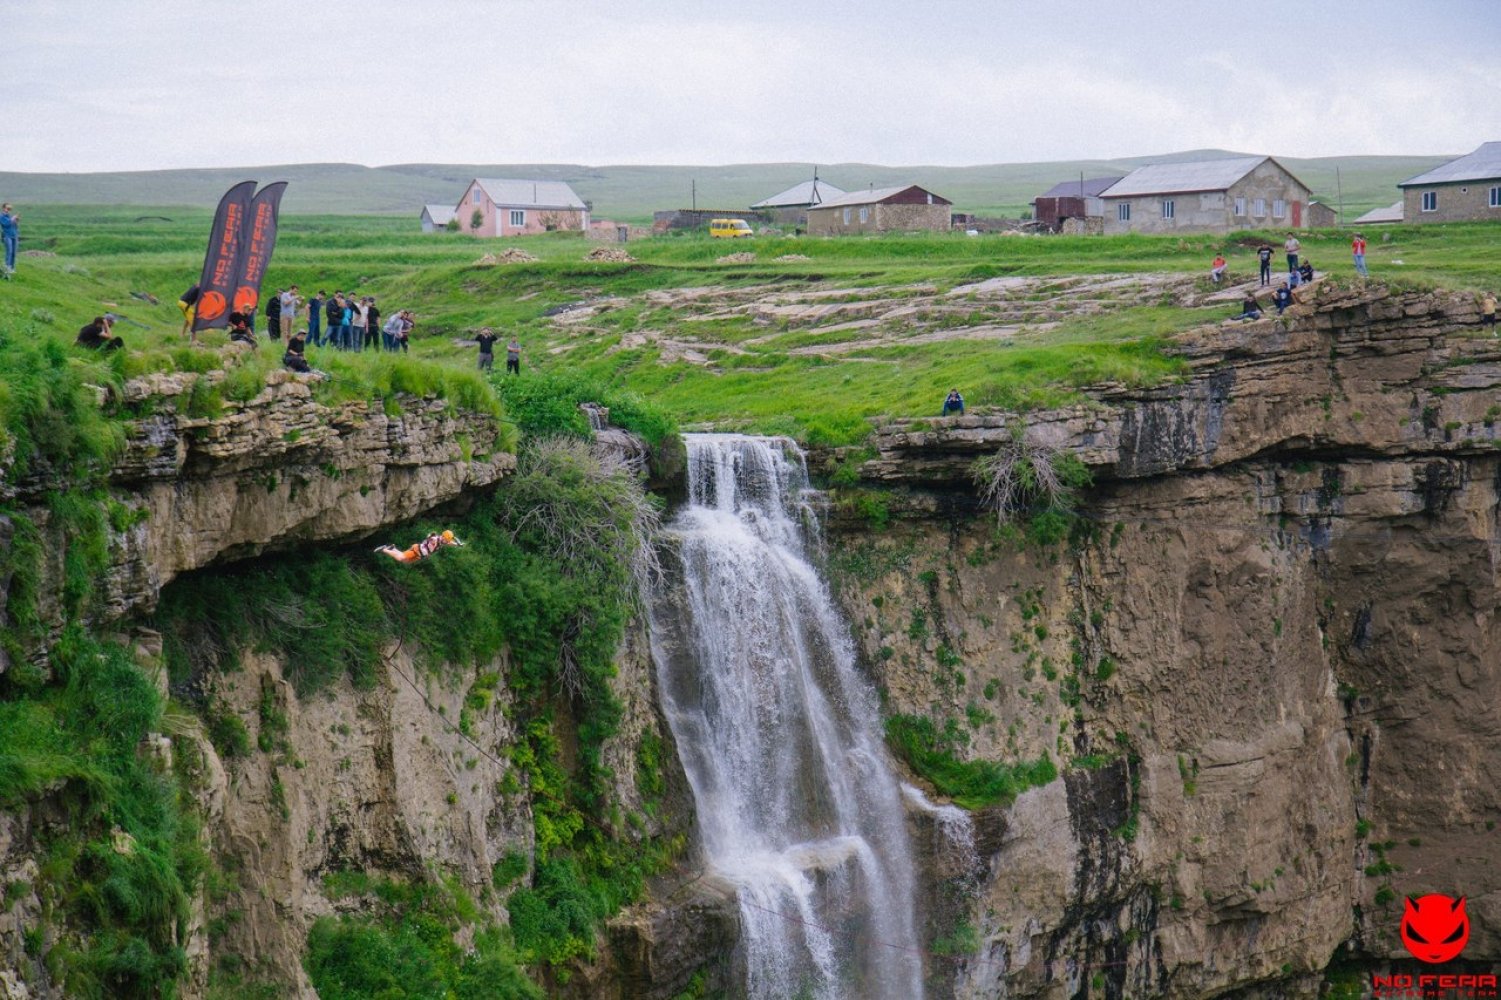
[0,151,1447,223]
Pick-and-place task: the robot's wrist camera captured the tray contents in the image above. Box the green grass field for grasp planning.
[4,205,1497,446]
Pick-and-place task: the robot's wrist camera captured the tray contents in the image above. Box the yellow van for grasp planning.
[709,218,755,239]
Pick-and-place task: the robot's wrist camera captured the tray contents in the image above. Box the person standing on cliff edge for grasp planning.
[1351,232,1368,277]
[1284,232,1301,274]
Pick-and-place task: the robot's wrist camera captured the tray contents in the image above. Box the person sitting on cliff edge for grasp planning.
[941,388,965,417]
[374,530,464,564]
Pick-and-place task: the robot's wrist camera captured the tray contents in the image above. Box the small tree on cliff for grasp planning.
[972,422,1092,524]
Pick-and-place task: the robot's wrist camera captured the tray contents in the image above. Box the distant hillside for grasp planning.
[0,151,1448,223]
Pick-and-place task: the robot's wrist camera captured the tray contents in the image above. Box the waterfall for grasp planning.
[649,434,924,1000]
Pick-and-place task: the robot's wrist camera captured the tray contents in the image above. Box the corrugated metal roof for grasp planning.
[750,179,847,208]
[423,204,456,224]
[1398,142,1501,186]
[1036,177,1122,200]
[812,185,950,209]
[1353,201,1404,224]
[473,178,587,209]
[1100,156,1280,198]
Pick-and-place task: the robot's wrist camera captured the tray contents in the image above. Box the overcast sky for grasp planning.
[5,0,1498,172]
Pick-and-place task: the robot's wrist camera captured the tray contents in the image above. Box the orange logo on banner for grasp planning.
[197,290,227,321]
[233,286,259,312]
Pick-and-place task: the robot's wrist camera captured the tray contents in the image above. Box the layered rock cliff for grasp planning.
[0,365,513,663]
[816,279,1500,997]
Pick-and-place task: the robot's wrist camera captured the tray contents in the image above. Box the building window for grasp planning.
[858,206,870,224]
[472,188,482,205]
[1233,197,1246,216]
[1161,199,1174,220]
[1272,199,1286,218]
[1254,198,1266,216]
[843,208,852,224]
[1117,203,1131,222]
[1421,191,1438,212]
[509,209,526,227]
[1491,186,1501,208]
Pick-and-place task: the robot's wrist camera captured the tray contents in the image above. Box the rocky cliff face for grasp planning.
[816,280,1499,997]
[0,366,513,665]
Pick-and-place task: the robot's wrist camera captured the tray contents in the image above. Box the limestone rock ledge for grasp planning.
[9,367,514,638]
[815,280,1500,998]
[827,281,1498,487]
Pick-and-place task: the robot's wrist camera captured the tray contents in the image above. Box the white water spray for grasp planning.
[650,434,924,1000]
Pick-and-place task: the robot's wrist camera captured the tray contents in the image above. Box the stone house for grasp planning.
[1398,142,1501,223]
[1100,156,1312,235]
[806,185,952,236]
[750,178,847,226]
[420,204,456,233]
[1031,177,1120,231]
[1307,201,1338,228]
[1353,201,1404,226]
[454,178,589,237]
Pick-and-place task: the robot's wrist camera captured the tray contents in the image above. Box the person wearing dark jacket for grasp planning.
[941,388,965,416]
[227,311,257,348]
[76,315,124,351]
[265,289,282,340]
[365,299,381,351]
[326,292,344,349]
[1298,261,1314,285]
[283,331,311,372]
[1256,243,1273,286]
[307,291,323,346]
[1236,294,1262,321]
[1273,283,1293,315]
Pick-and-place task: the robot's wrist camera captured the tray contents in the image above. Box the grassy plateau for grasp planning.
[5,205,1496,447]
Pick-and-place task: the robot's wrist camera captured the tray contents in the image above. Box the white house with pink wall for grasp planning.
[455,178,590,237]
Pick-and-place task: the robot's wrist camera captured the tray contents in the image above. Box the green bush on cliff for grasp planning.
[0,627,206,999]
[0,318,126,484]
[885,713,1057,809]
[494,368,677,449]
[304,876,541,1000]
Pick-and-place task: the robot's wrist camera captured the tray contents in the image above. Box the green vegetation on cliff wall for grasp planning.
[151,437,670,989]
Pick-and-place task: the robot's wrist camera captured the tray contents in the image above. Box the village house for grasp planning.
[1100,156,1313,235]
[1307,201,1338,228]
[750,178,847,226]
[1397,142,1501,223]
[806,185,952,236]
[454,178,589,237]
[420,204,456,233]
[1030,177,1120,232]
[1353,201,1404,226]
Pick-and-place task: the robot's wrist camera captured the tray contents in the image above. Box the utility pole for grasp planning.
[1336,166,1344,227]
[691,179,697,212]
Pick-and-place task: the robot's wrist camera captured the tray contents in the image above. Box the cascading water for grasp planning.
[649,434,924,1000]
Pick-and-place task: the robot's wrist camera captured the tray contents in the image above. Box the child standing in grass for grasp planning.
[506,336,521,375]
